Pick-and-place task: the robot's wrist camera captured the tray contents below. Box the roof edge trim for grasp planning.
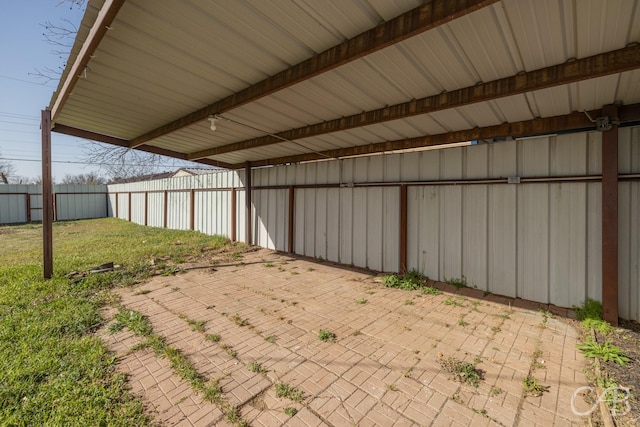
[50,0,126,123]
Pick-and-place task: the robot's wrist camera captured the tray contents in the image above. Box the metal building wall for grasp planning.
[106,127,639,320]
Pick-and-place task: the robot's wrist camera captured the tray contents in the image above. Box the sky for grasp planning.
[0,1,199,182]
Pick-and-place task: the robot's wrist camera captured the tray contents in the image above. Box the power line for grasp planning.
[0,74,57,88]
[0,156,200,168]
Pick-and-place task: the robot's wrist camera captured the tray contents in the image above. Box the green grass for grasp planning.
[0,218,232,426]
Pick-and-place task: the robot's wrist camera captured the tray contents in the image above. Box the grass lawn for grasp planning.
[0,218,232,426]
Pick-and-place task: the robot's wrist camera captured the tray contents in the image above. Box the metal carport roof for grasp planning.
[47,0,640,170]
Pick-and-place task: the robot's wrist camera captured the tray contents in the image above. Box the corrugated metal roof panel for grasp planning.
[50,0,640,168]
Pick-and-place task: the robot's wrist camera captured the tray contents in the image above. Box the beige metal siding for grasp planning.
[105,126,640,321]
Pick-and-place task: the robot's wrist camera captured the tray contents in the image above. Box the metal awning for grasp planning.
[48,0,640,169]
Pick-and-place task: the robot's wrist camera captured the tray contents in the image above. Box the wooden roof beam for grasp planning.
[129,0,498,148]
[52,124,234,169]
[188,44,640,160]
[237,103,640,168]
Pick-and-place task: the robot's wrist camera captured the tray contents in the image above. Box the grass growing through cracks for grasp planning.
[0,218,233,426]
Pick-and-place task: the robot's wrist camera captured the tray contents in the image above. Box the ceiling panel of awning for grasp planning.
[49,0,640,169]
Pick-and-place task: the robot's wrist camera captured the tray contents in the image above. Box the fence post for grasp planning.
[245,162,252,245]
[128,192,132,221]
[230,188,236,242]
[190,189,195,230]
[288,186,294,253]
[41,109,53,279]
[399,184,408,274]
[144,192,148,226]
[163,190,168,228]
[26,194,31,223]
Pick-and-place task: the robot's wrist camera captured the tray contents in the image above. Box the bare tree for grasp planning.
[0,152,16,183]
[31,1,86,83]
[61,172,105,185]
[35,1,187,181]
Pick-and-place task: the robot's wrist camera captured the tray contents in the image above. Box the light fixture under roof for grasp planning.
[207,115,217,131]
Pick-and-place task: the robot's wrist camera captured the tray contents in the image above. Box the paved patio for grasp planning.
[100,248,591,426]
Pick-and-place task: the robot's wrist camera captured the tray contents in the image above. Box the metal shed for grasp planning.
[45,0,640,324]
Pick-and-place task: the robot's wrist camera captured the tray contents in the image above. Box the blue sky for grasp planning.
[0,1,196,182]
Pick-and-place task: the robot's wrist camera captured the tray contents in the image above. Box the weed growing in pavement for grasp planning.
[206,334,221,343]
[225,406,250,427]
[405,299,414,305]
[443,297,466,307]
[179,314,206,333]
[318,329,336,342]
[523,375,550,396]
[264,262,275,268]
[265,335,277,343]
[133,289,151,295]
[231,314,249,327]
[457,319,469,327]
[284,407,298,417]
[491,326,502,334]
[490,386,503,396]
[439,356,484,388]
[275,382,304,403]
[386,383,398,391]
[247,361,266,374]
[356,298,367,304]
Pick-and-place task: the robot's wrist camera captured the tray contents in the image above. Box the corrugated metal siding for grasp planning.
[106,126,640,320]
[0,184,107,224]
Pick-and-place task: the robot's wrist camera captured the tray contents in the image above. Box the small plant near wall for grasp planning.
[445,276,467,289]
[382,270,427,290]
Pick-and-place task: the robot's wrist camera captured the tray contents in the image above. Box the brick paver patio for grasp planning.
[99,248,591,426]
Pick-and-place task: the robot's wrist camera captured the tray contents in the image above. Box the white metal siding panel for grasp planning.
[586,184,602,302]
[366,187,384,271]
[619,181,640,320]
[352,188,368,268]
[147,193,164,228]
[440,186,463,281]
[340,188,354,265]
[487,185,517,297]
[549,183,587,308]
[383,187,400,272]
[0,194,27,224]
[462,185,488,290]
[517,185,550,303]
[314,188,328,259]
[407,187,440,278]
[519,137,550,176]
[326,188,341,263]
[130,193,145,225]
